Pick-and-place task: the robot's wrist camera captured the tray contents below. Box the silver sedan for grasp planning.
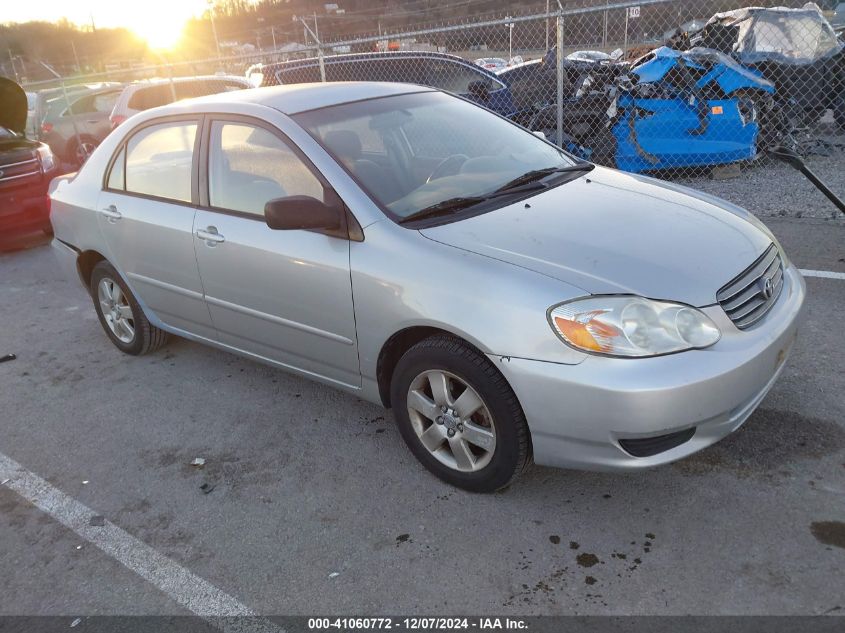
[49,82,805,492]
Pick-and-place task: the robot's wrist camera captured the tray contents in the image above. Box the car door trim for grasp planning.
[126,272,205,301]
[203,294,354,345]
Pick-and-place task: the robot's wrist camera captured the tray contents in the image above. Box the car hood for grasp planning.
[0,77,27,135]
[419,167,773,307]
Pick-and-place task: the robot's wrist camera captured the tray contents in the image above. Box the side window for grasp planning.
[426,60,498,94]
[128,85,175,111]
[277,65,321,84]
[68,94,96,116]
[125,121,197,202]
[208,121,324,217]
[93,91,120,113]
[107,146,126,190]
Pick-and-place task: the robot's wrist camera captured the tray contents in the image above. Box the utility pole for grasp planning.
[7,49,19,83]
[603,1,609,48]
[208,0,221,58]
[545,0,549,51]
[271,26,277,52]
[505,16,514,63]
[71,40,81,73]
[295,15,325,81]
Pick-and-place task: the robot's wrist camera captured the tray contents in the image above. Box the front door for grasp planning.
[96,117,215,338]
[193,118,360,388]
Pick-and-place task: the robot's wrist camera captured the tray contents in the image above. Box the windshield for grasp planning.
[294,91,576,221]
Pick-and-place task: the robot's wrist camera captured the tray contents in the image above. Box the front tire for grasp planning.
[90,261,167,355]
[390,335,531,492]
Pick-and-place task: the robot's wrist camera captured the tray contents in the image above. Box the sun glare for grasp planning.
[131,16,187,51]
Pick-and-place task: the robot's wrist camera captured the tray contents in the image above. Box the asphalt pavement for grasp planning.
[0,216,843,618]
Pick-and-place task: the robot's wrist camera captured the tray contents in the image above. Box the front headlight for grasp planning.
[37,144,55,173]
[549,296,721,358]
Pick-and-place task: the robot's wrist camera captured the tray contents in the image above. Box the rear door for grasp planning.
[192,116,360,388]
[96,116,215,338]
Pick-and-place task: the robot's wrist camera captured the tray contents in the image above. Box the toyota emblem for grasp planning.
[759,276,774,300]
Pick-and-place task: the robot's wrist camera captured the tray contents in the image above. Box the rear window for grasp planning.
[277,65,322,84]
[128,85,174,111]
[128,80,246,111]
[426,60,499,94]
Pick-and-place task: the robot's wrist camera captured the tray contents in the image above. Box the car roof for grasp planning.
[125,75,250,90]
[167,81,435,115]
[254,51,499,77]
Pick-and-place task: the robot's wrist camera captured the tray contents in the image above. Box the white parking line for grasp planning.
[0,452,283,633]
[800,269,845,280]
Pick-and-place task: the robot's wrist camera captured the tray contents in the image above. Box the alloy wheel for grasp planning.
[97,277,135,344]
[406,370,496,472]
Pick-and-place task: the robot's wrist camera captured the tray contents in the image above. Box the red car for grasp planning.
[1,77,59,237]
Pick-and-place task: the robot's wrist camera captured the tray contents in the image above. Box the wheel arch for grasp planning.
[76,249,107,292]
[376,325,491,408]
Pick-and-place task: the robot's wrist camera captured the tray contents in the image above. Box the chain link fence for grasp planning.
[17,0,845,188]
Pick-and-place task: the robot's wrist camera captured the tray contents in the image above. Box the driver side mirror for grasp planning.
[467,80,490,101]
[264,196,342,232]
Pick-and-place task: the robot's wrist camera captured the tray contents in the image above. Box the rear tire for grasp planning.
[390,335,531,492]
[90,261,167,355]
[68,136,99,166]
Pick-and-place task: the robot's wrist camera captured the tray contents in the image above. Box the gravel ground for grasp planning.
[680,128,845,221]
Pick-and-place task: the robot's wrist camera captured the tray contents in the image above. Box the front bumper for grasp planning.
[494,264,806,471]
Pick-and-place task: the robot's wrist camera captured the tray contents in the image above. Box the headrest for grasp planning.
[324,129,362,161]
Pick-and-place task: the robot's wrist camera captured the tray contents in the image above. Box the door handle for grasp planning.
[100,205,122,221]
[196,227,225,244]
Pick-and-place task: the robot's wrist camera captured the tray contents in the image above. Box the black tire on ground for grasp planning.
[390,335,532,492]
[90,260,168,355]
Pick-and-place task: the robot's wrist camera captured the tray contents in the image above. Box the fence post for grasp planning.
[318,45,326,82]
[556,11,564,149]
[167,65,177,102]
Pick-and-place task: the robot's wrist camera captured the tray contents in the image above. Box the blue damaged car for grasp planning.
[616,46,775,172]
[504,46,775,173]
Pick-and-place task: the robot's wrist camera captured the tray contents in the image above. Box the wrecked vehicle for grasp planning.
[684,3,845,133]
[511,47,774,173]
[616,46,775,172]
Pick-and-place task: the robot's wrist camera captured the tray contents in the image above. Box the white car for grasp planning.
[475,57,508,71]
[565,50,613,63]
[109,75,252,129]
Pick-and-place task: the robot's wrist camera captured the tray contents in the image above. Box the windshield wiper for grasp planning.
[397,196,488,224]
[494,162,595,193]
[398,163,596,225]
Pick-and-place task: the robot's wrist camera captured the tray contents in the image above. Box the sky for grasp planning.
[2,0,213,47]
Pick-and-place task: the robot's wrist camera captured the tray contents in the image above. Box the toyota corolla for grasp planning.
[49,82,805,492]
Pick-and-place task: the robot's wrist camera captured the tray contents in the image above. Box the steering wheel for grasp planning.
[426,154,469,183]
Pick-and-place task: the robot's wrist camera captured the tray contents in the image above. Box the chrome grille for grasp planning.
[717,244,784,330]
[0,154,41,189]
